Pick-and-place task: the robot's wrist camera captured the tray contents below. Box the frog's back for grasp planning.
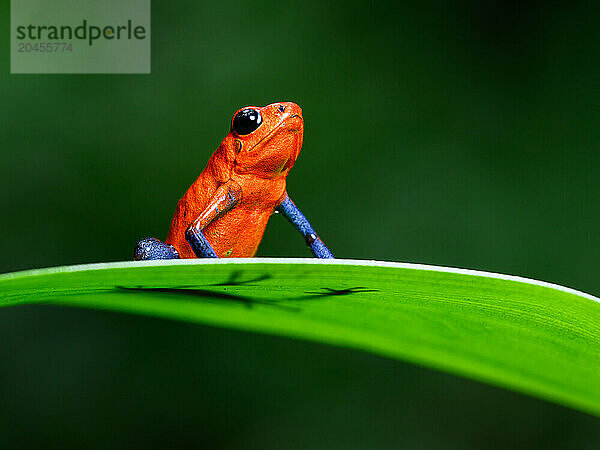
[165,171,218,258]
[165,144,230,258]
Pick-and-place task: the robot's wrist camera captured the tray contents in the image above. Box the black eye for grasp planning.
[232,109,262,135]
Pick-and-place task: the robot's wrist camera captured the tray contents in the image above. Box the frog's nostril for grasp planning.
[277,105,285,113]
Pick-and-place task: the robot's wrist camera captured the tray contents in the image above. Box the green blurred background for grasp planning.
[1,1,599,448]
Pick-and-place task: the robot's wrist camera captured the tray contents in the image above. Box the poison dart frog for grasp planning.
[134,102,334,260]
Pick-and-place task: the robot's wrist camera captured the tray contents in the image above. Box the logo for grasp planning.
[11,0,151,74]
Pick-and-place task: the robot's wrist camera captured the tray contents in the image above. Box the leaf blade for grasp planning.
[1,258,599,416]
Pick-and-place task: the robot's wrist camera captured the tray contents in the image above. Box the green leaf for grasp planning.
[1,258,599,415]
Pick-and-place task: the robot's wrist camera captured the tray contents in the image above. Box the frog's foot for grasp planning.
[133,237,180,261]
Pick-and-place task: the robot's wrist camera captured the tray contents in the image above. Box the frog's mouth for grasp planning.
[247,114,303,152]
[288,114,303,133]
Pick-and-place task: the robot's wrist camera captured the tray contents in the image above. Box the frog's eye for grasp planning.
[232,109,262,135]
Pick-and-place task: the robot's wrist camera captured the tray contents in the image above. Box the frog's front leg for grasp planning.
[185,180,242,258]
[133,237,180,260]
[277,193,334,259]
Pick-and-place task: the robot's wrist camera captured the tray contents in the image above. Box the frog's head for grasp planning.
[225,102,304,179]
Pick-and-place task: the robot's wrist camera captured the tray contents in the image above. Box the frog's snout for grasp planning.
[272,101,303,122]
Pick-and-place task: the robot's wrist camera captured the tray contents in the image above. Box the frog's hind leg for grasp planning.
[133,237,180,260]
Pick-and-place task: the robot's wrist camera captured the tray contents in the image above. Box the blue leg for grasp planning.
[185,227,218,258]
[277,194,335,259]
[133,237,180,261]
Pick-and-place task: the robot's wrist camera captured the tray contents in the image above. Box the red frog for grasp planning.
[134,101,334,260]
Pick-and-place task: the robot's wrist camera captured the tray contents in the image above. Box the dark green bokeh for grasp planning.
[1,1,599,448]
